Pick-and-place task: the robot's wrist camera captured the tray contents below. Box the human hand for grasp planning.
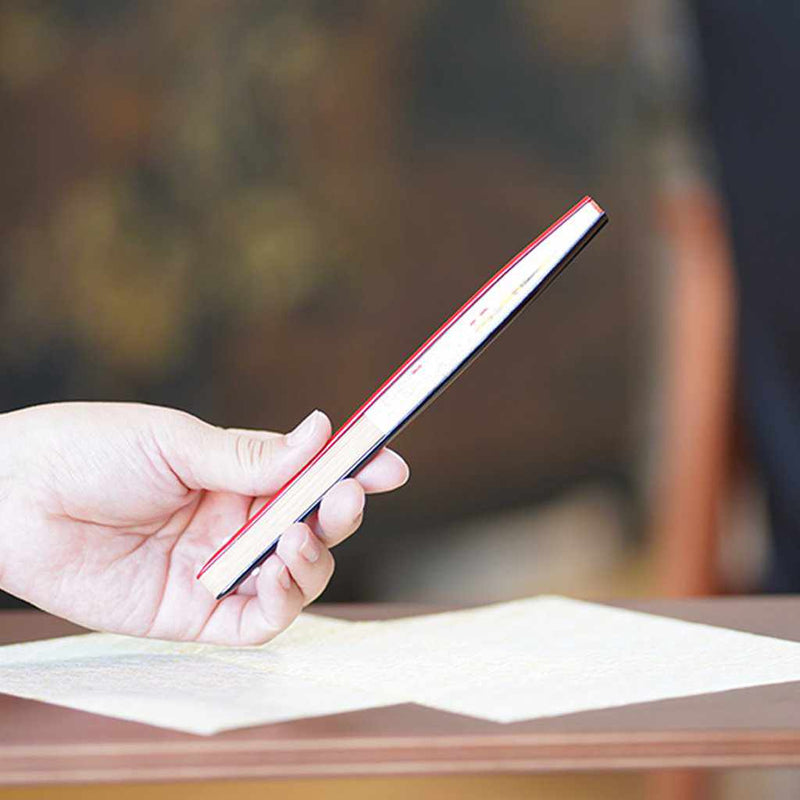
[0,403,408,645]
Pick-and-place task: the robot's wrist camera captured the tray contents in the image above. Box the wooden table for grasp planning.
[1,597,799,786]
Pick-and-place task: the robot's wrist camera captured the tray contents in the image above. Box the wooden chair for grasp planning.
[648,183,737,799]
[650,181,737,598]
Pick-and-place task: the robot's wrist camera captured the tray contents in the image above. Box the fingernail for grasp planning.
[287,410,321,447]
[277,564,293,591]
[299,532,320,563]
[388,450,411,484]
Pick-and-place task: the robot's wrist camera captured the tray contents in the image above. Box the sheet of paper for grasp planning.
[0,614,394,734]
[2,596,800,735]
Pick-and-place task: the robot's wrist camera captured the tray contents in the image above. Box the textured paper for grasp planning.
[2,596,800,735]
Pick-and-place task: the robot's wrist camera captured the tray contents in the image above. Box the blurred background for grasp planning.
[0,0,652,606]
[1,1,799,797]
[0,0,771,606]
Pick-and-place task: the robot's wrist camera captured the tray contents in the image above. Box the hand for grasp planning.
[0,403,408,645]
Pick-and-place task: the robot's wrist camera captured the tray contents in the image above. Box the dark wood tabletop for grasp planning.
[1,597,799,786]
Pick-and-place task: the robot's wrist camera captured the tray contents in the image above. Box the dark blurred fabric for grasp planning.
[693,1,800,591]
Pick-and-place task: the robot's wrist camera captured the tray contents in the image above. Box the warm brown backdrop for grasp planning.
[0,1,648,604]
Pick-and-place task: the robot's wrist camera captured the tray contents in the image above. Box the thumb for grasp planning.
[168,410,331,496]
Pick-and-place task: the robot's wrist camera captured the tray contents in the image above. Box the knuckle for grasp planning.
[235,434,263,471]
[276,524,306,556]
[234,434,276,477]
